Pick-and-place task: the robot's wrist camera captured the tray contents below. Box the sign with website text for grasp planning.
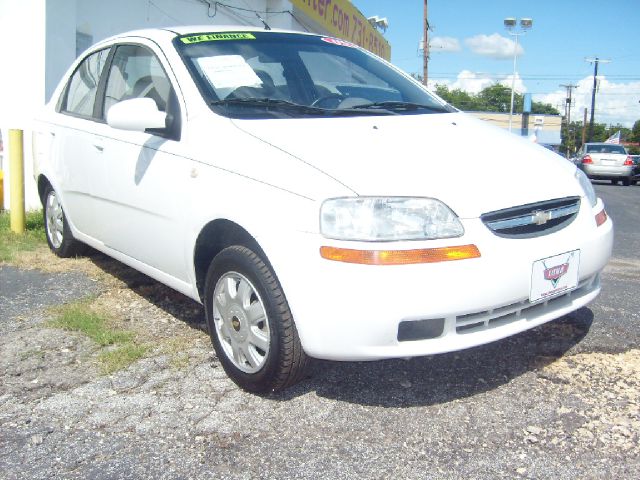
[291,0,391,60]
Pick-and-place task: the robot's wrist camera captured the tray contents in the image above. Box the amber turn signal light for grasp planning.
[320,244,481,265]
[595,208,607,227]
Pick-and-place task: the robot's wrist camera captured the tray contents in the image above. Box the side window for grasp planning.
[104,45,172,115]
[61,48,110,118]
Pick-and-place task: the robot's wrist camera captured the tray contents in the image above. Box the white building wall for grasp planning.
[0,0,49,211]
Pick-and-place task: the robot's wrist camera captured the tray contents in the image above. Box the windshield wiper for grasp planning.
[209,98,328,115]
[351,101,452,113]
[209,97,394,116]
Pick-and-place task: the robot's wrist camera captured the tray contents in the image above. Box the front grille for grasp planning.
[481,197,581,238]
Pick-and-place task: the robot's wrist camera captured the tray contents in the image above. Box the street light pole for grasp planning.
[504,18,532,133]
[508,33,519,132]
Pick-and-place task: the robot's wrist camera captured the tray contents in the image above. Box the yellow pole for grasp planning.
[9,129,25,234]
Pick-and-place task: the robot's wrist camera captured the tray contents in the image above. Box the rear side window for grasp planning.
[61,48,110,118]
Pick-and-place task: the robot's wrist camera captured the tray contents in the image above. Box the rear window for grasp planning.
[586,144,627,154]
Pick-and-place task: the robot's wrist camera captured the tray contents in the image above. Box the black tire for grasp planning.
[622,177,631,186]
[611,179,619,185]
[42,185,85,258]
[204,245,308,393]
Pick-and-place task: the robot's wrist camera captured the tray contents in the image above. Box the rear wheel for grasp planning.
[43,185,85,258]
[622,177,631,186]
[611,179,619,185]
[204,246,308,393]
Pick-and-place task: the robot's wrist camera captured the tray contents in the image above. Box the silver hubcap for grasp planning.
[213,272,270,373]
[45,191,64,249]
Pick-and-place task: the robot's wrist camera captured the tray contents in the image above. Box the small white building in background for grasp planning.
[0,0,389,210]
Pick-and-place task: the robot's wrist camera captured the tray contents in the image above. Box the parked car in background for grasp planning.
[32,27,613,393]
[576,142,634,186]
[630,155,640,185]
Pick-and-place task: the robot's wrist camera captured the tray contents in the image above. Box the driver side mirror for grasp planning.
[106,98,167,132]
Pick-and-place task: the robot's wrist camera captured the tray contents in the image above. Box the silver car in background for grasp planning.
[577,142,634,186]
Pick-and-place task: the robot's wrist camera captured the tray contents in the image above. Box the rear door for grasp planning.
[50,47,112,237]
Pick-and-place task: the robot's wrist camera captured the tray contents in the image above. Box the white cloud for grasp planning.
[499,73,527,94]
[429,36,461,53]
[430,71,638,127]
[465,33,523,59]
[534,76,640,127]
[430,70,526,96]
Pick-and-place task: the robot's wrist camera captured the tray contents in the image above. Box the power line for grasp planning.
[426,73,640,81]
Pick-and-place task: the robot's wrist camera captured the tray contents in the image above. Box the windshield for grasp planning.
[174,31,454,119]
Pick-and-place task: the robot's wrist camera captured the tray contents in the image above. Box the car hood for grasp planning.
[231,112,581,218]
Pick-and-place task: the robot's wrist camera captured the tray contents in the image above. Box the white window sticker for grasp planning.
[196,55,262,90]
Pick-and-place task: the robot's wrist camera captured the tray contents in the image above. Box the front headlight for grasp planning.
[575,169,597,207]
[320,197,464,241]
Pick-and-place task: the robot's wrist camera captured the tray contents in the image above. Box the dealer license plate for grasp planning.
[530,250,580,303]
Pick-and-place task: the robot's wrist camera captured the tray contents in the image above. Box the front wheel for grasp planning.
[204,246,308,393]
[43,185,85,258]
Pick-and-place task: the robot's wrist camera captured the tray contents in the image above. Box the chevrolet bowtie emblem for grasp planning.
[532,210,552,225]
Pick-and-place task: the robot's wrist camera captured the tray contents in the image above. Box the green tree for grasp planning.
[434,85,477,110]
[531,101,559,115]
[433,83,559,115]
[560,121,638,155]
[477,84,514,112]
[630,120,640,143]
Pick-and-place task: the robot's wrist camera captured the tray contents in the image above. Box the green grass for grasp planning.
[99,344,152,375]
[49,303,132,346]
[0,210,46,262]
[49,302,150,374]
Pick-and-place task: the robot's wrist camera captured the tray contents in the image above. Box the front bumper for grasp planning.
[265,199,613,361]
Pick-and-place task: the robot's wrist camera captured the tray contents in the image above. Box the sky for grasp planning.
[356,0,640,127]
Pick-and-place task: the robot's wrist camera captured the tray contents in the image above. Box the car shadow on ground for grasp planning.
[87,250,207,331]
[279,310,593,407]
[85,249,593,408]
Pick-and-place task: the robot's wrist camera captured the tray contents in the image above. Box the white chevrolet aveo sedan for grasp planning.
[33,27,613,393]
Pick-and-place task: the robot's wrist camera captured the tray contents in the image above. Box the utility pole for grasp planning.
[560,83,577,157]
[422,0,429,86]
[582,107,588,147]
[585,57,611,142]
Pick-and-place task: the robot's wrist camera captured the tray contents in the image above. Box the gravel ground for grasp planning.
[1,185,638,479]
